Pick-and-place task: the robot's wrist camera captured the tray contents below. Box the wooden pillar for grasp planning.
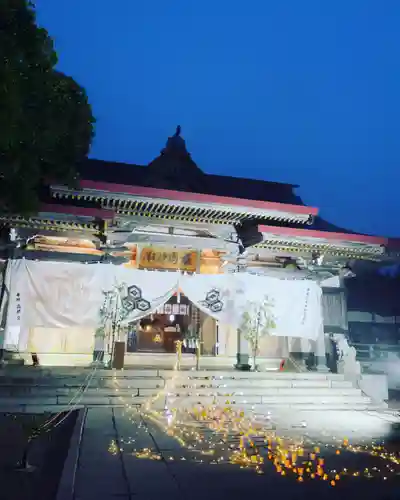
[234,254,251,370]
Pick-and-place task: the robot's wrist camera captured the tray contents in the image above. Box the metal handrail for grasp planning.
[350,343,400,361]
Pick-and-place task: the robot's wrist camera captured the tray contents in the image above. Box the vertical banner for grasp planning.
[3,259,26,350]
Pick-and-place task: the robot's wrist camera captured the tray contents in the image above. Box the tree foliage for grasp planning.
[0,0,95,214]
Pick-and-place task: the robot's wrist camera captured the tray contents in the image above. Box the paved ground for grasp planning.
[0,411,77,500]
[73,407,400,500]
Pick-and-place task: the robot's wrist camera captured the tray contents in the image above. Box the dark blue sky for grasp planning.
[35,0,400,237]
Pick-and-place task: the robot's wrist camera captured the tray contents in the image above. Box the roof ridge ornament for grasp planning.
[162,125,189,157]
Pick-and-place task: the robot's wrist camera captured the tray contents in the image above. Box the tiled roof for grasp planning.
[78,159,371,237]
[79,159,302,205]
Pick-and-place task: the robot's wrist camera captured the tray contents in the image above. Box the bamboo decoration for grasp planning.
[195,340,201,371]
[175,340,182,371]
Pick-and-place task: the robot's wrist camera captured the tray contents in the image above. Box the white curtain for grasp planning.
[112,267,179,325]
[7,260,180,330]
[236,274,323,340]
[179,273,241,325]
[3,260,323,343]
[179,273,323,341]
[23,260,114,328]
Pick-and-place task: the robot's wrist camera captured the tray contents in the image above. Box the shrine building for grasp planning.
[1,127,399,370]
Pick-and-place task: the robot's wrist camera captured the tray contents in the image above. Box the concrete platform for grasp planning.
[58,406,400,500]
[18,352,283,370]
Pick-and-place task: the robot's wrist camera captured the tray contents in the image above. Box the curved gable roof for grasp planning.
[79,158,303,205]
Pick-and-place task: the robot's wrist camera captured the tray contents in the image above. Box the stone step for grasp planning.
[171,379,354,389]
[0,369,160,381]
[3,359,25,366]
[164,394,370,405]
[0,373,351,383]
[0,392,369,407]
[0,387,135,397]
[0,378,165,390]
[242,403,387,412]
[155,387,362,397]
[0,367,370,413]
[0,400,381,412]
[0,368,346,381]
[0,376,352,390]
[3,352,25,365]
[0,386,364,401]
[0,379,355,395]
[159,370,346,380]
[0,395,146,406]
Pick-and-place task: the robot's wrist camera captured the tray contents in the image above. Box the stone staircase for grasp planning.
[0,367,386,413]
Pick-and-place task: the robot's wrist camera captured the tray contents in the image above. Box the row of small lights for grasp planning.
[109,371,400,487]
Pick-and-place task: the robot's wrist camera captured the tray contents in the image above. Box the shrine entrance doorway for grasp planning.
[126,293,217,355]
